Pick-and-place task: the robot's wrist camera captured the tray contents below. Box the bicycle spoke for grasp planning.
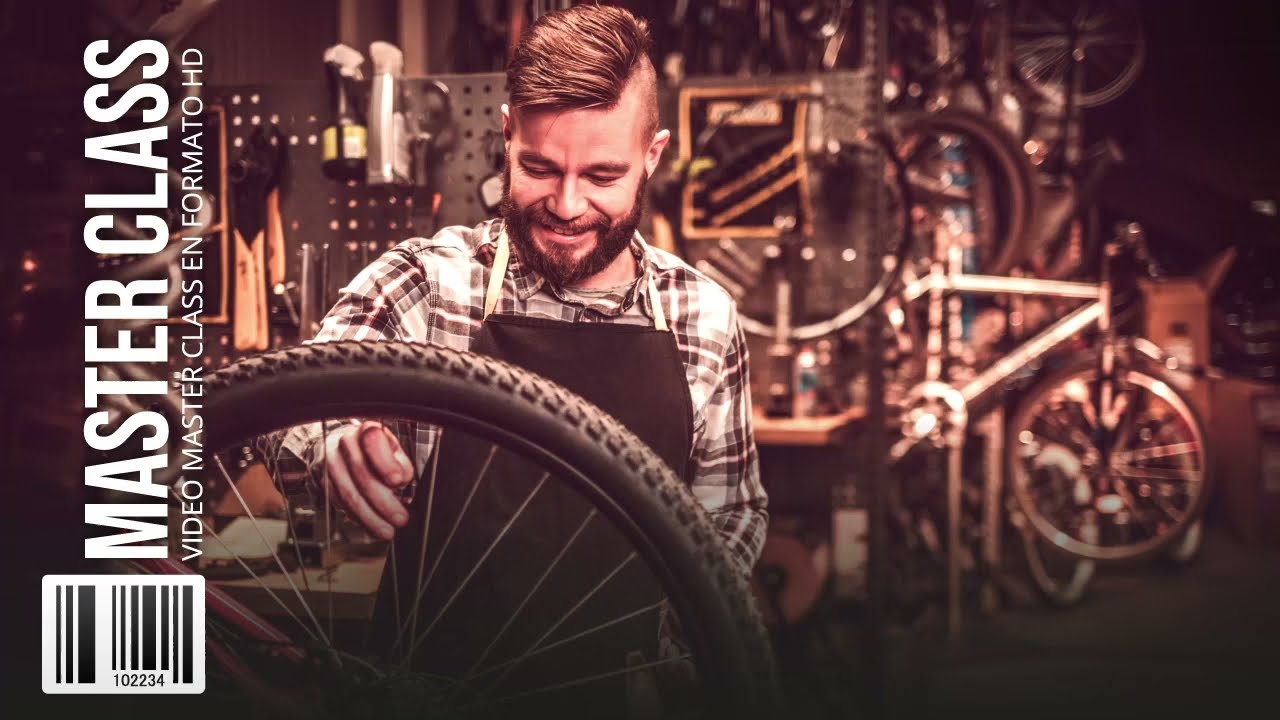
[478,552,638,697]
[469,600,666,683]
[483,652,693,708]
[466,509,598,678]
[214,455,331,647]
[1047,50,1072,91]
[405,437,443,662]
[321,421,336,646]
[392,444,498,653]
[1110,477,1181,525]
[404,473,551,661]
[1107,387,1137,443]
[1014,36,1071,53]
[1019,42,1070,77]
[259,439,312,598]
[1110,465,1201,484]
[389,537,401,658]
[174,486,323,646]
[1112,442,1200,464]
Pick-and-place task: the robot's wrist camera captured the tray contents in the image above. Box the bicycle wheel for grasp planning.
[1011,0,1145,108]
[1163,518,1204,567]
[681,95,914,341]
[1007,352,1212,562]
[892,108,1036,277]
[169,342,780,717]
[1009,502,1095,607]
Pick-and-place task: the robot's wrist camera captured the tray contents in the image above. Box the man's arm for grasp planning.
[279,249,427,473]
[687,305,768,577]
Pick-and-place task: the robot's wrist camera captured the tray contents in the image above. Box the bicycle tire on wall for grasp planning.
[200,341,782,716]
[893,108,1036,277]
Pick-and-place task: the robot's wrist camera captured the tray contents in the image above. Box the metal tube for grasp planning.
[960,301,1104,403]
[948,272,1102,299]
[947,438,964,637]
[981,408,1004,615]
[299,243,318,340]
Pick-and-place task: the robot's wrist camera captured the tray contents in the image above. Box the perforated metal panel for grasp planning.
[413,72,509,229]
[667,70,878,333]
[126,74,511,363]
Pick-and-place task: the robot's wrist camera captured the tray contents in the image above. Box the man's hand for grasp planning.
[323,420,416,540]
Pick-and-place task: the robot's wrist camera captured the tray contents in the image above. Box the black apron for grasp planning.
[369,229,693,712]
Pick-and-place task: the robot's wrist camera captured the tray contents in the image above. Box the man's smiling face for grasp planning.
[499,75,669,288]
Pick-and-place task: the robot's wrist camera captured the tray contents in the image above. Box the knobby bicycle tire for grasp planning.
[199,341,782,717]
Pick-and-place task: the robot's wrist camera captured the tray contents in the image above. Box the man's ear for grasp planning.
[645,128,671,178]
[501,103,512,142]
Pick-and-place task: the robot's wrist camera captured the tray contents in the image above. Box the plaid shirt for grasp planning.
[296,218,767,573]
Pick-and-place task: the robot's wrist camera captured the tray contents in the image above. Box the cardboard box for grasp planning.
[1138,248,1235,423]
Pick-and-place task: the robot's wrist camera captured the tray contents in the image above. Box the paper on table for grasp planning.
[202,517,288,561]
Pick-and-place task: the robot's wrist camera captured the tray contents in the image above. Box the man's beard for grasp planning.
[499,166,646,288]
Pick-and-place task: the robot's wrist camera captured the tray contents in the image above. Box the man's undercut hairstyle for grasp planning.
[506,4,660,141]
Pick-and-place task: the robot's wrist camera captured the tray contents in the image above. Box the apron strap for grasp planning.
[647,275,669,332]
[483,229,511,320]
[484,227,670,332]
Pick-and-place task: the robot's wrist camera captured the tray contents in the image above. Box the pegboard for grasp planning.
[106,75,511,370]
[416,72,510,228]
[667,70,879,333]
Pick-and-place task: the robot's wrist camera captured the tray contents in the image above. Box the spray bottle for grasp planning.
[367,41,411,186]
[321,43,367,182]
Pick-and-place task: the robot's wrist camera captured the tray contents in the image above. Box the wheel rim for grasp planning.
[1012,0,1146,108]
[1009,366,1208,561]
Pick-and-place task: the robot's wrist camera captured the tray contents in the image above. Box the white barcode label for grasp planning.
[42,575,205,694]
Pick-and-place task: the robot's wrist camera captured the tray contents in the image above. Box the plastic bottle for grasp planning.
[794,344,819,417]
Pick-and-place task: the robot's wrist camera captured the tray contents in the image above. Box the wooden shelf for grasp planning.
[753,406,866,447]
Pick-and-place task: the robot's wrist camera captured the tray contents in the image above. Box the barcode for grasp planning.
[42,575,205,694]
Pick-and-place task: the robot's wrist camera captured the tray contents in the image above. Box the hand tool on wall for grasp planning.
[230,125,286,351]
[266,181,286,287]
[405,79,452,192]
[404,79,453,234]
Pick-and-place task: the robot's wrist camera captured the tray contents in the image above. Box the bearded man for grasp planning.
[301,4,766,577]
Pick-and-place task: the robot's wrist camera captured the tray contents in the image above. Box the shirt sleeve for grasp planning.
[687,304,769,576]
[312,250,424,344]
[278,250,424,468]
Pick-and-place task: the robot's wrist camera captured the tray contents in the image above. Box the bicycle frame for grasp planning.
[896,241,1107,410]
[886,237,1115,634]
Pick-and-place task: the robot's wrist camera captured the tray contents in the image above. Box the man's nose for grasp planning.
[546,177,588,221]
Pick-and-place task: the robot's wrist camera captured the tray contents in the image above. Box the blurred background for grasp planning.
[2,1,1278,716]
